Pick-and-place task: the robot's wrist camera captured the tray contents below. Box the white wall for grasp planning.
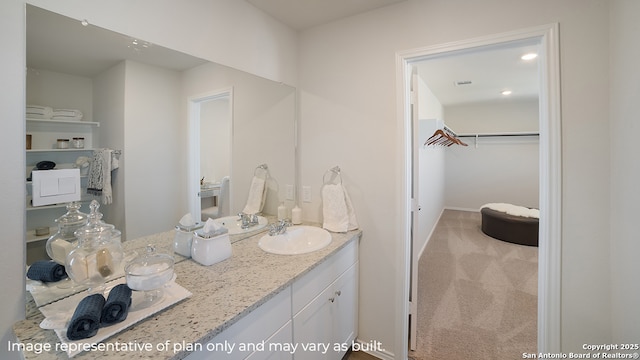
[443,99,539,210]
[609,0,640,341]
[298,0,611,356]
[93,62,126,238]
[444,139,539,210]
[445,98,539,133]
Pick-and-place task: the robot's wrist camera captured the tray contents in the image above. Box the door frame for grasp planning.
[188,88,234,220]
[395,23,562,358]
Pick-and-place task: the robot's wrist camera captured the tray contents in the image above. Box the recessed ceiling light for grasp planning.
[501,90,512,96]
[521,53,538,61]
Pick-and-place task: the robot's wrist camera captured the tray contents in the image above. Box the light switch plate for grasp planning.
[286,184,295,201]
[302,185,312,203]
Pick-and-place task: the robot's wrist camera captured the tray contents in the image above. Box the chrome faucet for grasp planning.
[238,213,260,229]
[268,219,291,236]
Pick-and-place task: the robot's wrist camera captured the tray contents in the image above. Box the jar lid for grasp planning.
[55,201,88,226]
[125,245,174,277]
[74,200,120,241]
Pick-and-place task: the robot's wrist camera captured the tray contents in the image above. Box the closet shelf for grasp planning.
[27,148,96,153]
[26,118,100,127]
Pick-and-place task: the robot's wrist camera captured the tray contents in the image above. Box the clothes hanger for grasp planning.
[424,129,468,147]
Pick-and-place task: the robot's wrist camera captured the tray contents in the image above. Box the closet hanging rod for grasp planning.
[456,132,539,138]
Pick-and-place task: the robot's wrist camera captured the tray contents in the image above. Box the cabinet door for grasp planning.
[332,263,358,348]
[292,262,358,360]
[245,321,293,360]
[292,284,334,360]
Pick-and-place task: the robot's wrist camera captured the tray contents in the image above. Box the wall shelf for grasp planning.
[26,118,100,127]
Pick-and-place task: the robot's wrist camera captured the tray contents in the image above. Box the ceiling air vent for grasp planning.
[455,80,473,86]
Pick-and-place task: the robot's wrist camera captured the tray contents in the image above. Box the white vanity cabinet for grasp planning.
[186,288,293,360]
[291,240,359,360]
[184,240,358,360]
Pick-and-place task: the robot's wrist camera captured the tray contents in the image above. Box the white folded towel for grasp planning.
[52,109,83,121]
[322,183,359,233]
[242,176,266,215]
[26,105,53,119]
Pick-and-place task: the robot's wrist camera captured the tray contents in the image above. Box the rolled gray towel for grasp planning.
[101,284,132,325]
[26,260,67,282]
[66,294,105,340]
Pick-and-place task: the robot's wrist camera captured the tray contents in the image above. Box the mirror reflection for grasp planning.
[25,5,296,305]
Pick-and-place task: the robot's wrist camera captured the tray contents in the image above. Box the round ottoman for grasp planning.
[480,204,539,247]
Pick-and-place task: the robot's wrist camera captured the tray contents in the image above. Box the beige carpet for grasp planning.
[409,210,538,360]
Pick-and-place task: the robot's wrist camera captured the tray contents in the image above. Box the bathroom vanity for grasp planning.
[13,226,361,360]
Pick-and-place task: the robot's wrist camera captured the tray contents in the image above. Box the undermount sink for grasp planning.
[213,215,268,235]
[258,225,332,255]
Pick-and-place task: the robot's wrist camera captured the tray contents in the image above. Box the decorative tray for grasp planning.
[38,277,191,358]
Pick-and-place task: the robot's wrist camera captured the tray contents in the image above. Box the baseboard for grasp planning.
[352,339,395,360]
[416,208,445,260]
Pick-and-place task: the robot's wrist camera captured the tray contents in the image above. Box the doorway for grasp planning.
[396,24,562,359]
[188,89,233,222]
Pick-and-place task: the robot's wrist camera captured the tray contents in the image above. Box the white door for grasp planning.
[188,90,232,221]
[409,67,420,351]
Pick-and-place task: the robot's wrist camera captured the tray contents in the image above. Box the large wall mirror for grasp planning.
[25,4,296,268]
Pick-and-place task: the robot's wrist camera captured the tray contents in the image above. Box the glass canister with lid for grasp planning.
[45,202,89,265]
[65,200,124,292]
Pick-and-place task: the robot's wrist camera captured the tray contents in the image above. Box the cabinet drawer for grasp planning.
[292,240,357,315]
[186,287,291,360]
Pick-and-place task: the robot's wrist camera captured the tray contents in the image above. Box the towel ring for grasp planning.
[323,166,342,185]
[254,164,270,180]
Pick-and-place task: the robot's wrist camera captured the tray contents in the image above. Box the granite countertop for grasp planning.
[14,225,362,360]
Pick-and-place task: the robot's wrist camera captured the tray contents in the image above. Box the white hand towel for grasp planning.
[322,184,349,232]
[342,186,359,231]
[242,176,266,215]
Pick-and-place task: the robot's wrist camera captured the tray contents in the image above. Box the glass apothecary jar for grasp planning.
[65,200,124,293]
[45,202,88,265]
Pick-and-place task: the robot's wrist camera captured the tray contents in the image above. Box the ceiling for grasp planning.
[415,39,541,106]
[246,0,407,30]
